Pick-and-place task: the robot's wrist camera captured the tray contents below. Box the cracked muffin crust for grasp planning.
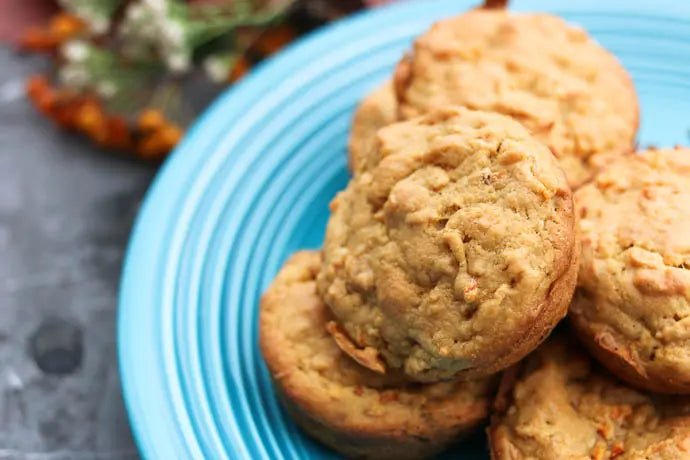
[260,251,495,460]
[349,81,398,175]
[317,106,578,382]
[489,334,690,460]
[571,148,690,394]
[393,9,638,187]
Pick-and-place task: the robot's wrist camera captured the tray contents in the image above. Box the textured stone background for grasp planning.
[0,48,154,459]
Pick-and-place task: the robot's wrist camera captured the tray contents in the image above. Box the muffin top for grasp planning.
[394,9,638,187]
[490,334,690,459]
[349,81,398,175]
[260,251,494,460]
[572,148,690,393]
[317,106,576,382]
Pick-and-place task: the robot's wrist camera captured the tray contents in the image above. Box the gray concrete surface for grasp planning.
[0,48,159,459]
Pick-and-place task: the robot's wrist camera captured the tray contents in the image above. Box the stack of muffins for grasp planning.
[260,1,690,458]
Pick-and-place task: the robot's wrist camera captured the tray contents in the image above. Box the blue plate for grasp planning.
[118,0,690,458]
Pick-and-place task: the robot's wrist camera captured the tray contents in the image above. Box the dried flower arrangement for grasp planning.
[21,0,381,160]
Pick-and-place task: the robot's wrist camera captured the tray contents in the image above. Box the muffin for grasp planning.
[571,147,690,394]
[349,81,398,175]
[317,106,578,382]
[489,334,690,459]
[260,251,496,460]
[393,9,638,187]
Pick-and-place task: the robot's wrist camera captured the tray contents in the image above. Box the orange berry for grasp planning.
[229,56,251,83]
[137,109,166,132]
[20,28,60,52]
[52,101,78,128]
[254,25,296,57]
[34,89,58,116]
[159,125,183,149]
[50,13,85,40]
[136,134,168,159]
[25,75,50,99]
[104,117,133,150]
[75,102,108,144]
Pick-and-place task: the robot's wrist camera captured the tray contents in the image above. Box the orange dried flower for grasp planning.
[137,121,183,159]
[20,27,61,52]
[26,75,59,115]
[105,117,133,150]
[26,75,50,99]
[36,92,58,115]
[136,134,168,159]
[26,76,169,157]
[229,56,251,83]
[135,108,184,158]
[74,101,108,144]
[52,97,80,128]
[137,109,166,132]
[136,120,183,159]
[49,13,84,41]
[254,25,296,56]
[19,13,84,52]
[159,125,183,148]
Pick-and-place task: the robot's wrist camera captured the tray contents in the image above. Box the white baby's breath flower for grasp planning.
[157,16,190,72]
[62,40,90,63]
[89,17,109,34]
[166,53,191,73]
[203,55,232,83]
[121,2,156,39]
[119,0,192,74]
[125,2,147,22]
[161,20,186,48]
[96,81,118,98]
[143,0,168,14]
[58,64,91,88]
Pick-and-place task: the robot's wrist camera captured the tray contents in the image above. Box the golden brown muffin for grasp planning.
[317,106,578,382]
[260,251,495,460]
[570,148,690,394]
[349,81,398,175]
[489,334,690,460]
[393,9,638,187]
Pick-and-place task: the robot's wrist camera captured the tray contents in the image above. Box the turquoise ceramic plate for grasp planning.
[118,0,690,458]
